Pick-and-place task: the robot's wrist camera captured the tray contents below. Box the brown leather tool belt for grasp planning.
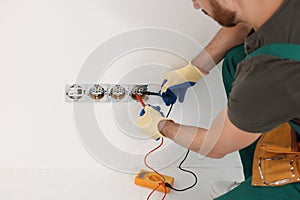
[252,123,300,186]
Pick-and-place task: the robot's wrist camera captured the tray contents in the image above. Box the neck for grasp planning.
[238,0,285,30]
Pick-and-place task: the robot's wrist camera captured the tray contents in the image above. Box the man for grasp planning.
[137,0,300,199]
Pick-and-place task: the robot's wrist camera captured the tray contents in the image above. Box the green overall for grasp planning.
[216,44,300,200]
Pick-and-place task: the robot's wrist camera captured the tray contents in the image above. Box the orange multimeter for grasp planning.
[134,169,175,193]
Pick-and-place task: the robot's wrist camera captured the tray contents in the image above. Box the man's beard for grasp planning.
[202,1,237,27]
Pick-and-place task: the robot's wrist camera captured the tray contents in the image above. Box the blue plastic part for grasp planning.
[139,105,164,117]
[160,81,196,106]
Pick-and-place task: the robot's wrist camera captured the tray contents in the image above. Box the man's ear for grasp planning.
[192,0,201,9]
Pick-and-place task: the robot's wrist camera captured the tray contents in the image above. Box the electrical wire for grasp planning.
[165,150,198,192]
[136,92,198,198]
[144,137,167,200]
[136,93,167,200]
[152,102,198,192]
[146,184,163,200]
[165,104,173,118]
[144,137,166,183]
[144,91,160,96]
[143,104,174,200]
[163,102,198,192]
[135,93,146,107]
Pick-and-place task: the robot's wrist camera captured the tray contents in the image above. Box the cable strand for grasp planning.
[143,104,174,200]
[165,150,198,192]
[142,102,197,197]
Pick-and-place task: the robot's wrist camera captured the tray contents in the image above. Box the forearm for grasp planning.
[158,120,225,158]
[192,23,252,72]
[159,120,205,152]
[158,107,261,159]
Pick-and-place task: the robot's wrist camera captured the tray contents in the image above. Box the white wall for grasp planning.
[0,0,228,169]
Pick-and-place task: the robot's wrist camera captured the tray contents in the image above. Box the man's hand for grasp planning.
[160,62,205,106]
[136,105,169,140]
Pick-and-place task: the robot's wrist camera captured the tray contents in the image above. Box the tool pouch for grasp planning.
[252,123,300,186]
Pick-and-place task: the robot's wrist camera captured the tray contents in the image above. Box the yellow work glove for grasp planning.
[160,62,205,106]
[136,105,171,140]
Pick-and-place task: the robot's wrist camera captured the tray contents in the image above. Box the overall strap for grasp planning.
[245,43,300,133]
[289,121,300,135]
[246,43,300,61]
